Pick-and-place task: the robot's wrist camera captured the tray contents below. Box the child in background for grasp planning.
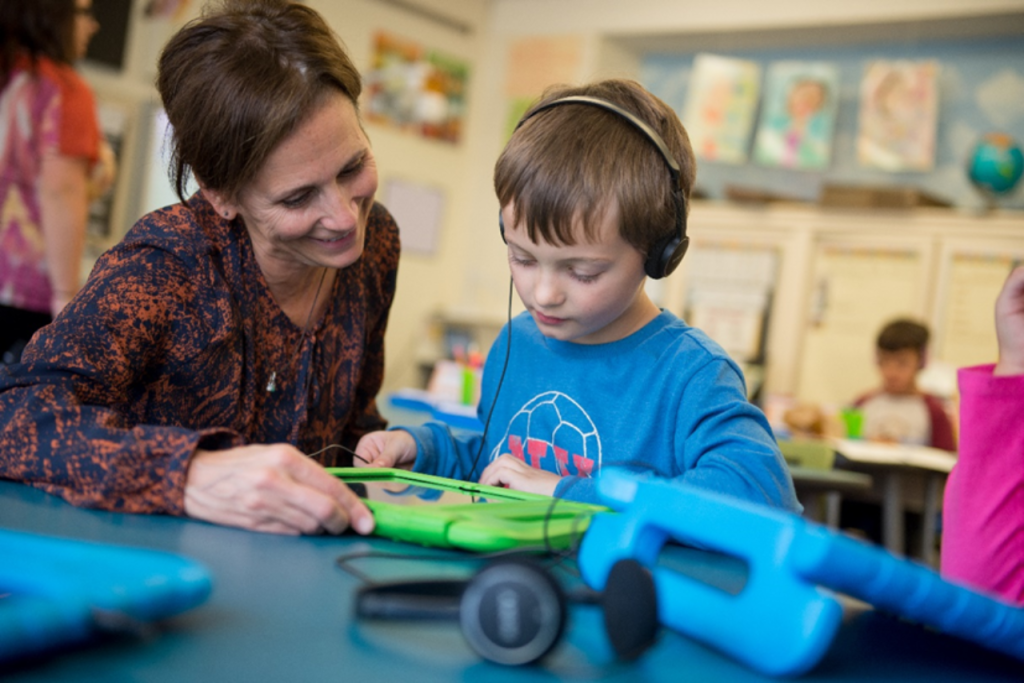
[356,79,800,512]
[942,265,1024,604]
[852,319,956,451]
[841,318,956,553]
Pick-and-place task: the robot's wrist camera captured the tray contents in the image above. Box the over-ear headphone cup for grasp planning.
[601,559,659,661]
[459,559,566,666]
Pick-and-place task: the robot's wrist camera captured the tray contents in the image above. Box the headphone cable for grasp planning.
[464,276,514,480]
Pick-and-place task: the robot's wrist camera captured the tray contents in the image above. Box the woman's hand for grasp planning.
[479,454,561,496]
[184,444,374,535]
[354,430,418,469]
[995,265,1024,377]
[88,139,117,200]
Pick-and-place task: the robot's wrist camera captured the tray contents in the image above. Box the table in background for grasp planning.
[788,466,873,528]
[831,439,956,567]
[2,480,1022,682]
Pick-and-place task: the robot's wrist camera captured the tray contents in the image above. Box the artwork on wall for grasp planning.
[752,61,840,170]
[364,32,469,144]
[680,53,762,164]
[143,0,193,19]
[857,60,940,171]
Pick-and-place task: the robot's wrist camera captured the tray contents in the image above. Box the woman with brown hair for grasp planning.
[0,0,401,536]
[0,0,114,362]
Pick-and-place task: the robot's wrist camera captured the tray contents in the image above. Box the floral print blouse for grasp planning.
[0,193,400,514]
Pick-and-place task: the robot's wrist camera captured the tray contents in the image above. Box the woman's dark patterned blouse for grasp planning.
[0,193,400,515]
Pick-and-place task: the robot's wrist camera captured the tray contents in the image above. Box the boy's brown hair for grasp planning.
[877,318,930,355]
[494,79,696,258]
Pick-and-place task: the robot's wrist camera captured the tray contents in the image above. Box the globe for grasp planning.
[967,133,1024,196]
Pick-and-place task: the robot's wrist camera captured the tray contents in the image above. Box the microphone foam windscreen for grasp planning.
[601,558,659,661]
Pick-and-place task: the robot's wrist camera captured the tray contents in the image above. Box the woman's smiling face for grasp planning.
[209,92,378,283]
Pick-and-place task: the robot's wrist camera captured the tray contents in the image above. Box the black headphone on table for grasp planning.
[353,555,659,666]
[498,95,689,280]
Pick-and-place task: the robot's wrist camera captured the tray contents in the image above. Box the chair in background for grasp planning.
[779,439,872,528]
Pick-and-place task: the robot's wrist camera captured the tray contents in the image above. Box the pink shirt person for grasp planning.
[941,265,1024,604]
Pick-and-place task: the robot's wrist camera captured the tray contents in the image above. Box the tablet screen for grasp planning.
[354,480,495,506]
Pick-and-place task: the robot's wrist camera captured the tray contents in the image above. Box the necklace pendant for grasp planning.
[266,371,277,393]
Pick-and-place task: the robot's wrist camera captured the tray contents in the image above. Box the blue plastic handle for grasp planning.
[0,529,213,661]
[578,469,1024,676]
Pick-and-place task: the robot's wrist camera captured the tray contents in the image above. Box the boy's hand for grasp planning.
[479,454,560,496]
[354,430,418,469]
[995,265,1024,377]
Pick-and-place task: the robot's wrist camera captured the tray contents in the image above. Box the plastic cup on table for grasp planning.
[840,408,863,439]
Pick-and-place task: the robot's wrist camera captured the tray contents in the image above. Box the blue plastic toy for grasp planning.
[577,469,1024,677]
[0,529,212,662]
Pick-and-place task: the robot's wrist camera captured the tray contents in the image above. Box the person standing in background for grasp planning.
[0,0,116,363]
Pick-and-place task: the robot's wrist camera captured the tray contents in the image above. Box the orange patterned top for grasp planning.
[0,193,400,515]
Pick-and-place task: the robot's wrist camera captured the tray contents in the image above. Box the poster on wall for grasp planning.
[680,53,761,164]
[752,61,840,170]
[857,60,939,171]
[143,0,193,19]
[364,32,469,144]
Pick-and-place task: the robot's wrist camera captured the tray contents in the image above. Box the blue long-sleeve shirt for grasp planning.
[404,310,800,511]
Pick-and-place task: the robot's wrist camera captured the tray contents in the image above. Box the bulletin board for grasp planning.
[796,244,926,406]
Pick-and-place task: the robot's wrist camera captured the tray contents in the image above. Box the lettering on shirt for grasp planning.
[495,392,601,478]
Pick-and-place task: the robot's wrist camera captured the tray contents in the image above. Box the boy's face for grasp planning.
[876,348,921,395]
[500,202,659,345]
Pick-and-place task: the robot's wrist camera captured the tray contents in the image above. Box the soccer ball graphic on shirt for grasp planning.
[491,391,602,477]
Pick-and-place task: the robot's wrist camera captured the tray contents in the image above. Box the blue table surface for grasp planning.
[1,479,1022,682]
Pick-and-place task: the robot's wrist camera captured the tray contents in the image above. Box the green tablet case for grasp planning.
[328,468,603,553]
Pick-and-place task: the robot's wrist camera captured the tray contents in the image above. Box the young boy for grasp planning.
[852,318,956,451]
[356,79,799,511]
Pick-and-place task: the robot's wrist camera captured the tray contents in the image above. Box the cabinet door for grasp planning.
[796,237,934,407]
[932,241,1024,370]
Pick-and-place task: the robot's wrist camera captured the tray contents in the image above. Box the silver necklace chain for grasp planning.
[267,267,329,394]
